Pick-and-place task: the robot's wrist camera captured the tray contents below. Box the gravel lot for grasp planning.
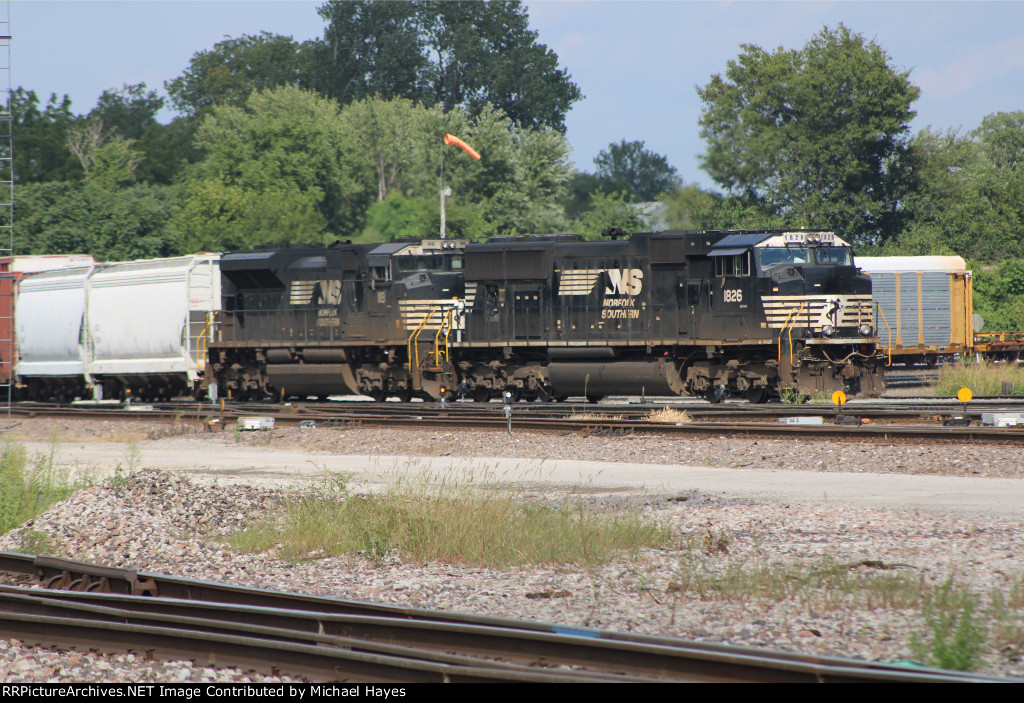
[1,417,1023,682]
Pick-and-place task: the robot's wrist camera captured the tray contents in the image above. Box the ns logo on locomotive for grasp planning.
[9,228,883,404]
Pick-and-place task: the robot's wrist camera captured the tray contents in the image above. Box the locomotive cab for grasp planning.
[365,239,468,400]
[743,231,881,397]
[750,231,876,343]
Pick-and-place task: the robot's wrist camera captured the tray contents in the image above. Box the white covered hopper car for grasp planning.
[15,254,221,401]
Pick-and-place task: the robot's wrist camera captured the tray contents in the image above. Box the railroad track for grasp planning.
[11,400,1024,445]
[0,552,1010,683]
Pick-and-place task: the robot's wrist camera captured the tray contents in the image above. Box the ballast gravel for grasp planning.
[1,418,1022,682]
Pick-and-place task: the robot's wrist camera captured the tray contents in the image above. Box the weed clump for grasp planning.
[645,407,692,423]
[227,468,674,568]
[932,361,1024,397]
[0,435,89,538]
[911,579,988,671]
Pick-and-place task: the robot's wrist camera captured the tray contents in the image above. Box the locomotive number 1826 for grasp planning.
[723,289,743,303]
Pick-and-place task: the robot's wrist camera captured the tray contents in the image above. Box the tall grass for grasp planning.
[932,361,1024,397]
[671,553,932,611]
[669,549,1024,672]
[0,436,88,536]
[910,579,988,671]
[228,469,675,568]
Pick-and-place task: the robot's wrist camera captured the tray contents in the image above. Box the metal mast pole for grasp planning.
[0,1,12,429]
[439,139,447,238]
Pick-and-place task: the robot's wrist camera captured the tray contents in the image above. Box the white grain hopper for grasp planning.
[14,264,96,398]
[85,254,221,399]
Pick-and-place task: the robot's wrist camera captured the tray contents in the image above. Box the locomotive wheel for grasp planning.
[585,394,603,404]
[473,388,492,403]
[367,389,386,402]
[705,388,722,404]
[396,389,413,403]
[745,387,768,404]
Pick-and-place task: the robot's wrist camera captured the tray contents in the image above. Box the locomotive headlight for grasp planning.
[858,323,874,336]
[822,325,836,337]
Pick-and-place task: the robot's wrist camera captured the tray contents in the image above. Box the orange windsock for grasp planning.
[443,133,481,160]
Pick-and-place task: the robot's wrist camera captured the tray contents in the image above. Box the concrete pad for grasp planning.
[20,438,1024,521]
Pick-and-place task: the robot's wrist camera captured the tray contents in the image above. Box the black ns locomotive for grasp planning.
[207,229,883,403]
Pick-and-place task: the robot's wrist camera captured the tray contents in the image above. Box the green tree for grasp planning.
[697,24,919,244]
[971,259,1024,331]
[971,112,1024,257]
[338,97,572,238]
[11,88,82,183]
[482,113,572,234]
[14,181,178,260]
[659,184,726,230]
[90,82,195,185]
[893,128,980,256]
[166,32,317,117]
[174,86,358,250]
[314,1,428,107]
[315,0,581,132]
[575,191,644,240]
[361,193,432,241]
[337,96,436,204]
[91,83,163,140]
[593,140,679,202]
[975,111,1024,171]
[66,117,143,190]
[561,171,605,221]
[658,184,788,232]
[173,180,326,252]
[894,114,1024,261]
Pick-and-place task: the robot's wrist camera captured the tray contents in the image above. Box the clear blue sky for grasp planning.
[11,1,1024,189]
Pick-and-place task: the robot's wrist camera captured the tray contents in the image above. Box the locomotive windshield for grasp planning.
[392,254,464,273]
[758,247,810,267]
[815,247,853,265]
[757,246,852,268]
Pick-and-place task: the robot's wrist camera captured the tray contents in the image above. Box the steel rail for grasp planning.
[10,403,1024,444]
[0,588,648,683]
[0,610,605,683]
[0,553,1012,683]
[16,397,1024,417]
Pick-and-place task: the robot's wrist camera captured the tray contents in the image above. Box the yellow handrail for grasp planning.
[433,308,454,364]
[874,302,893,366]
[777,302,807,366]
[196,312,217,366]
[408,305,442,380]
